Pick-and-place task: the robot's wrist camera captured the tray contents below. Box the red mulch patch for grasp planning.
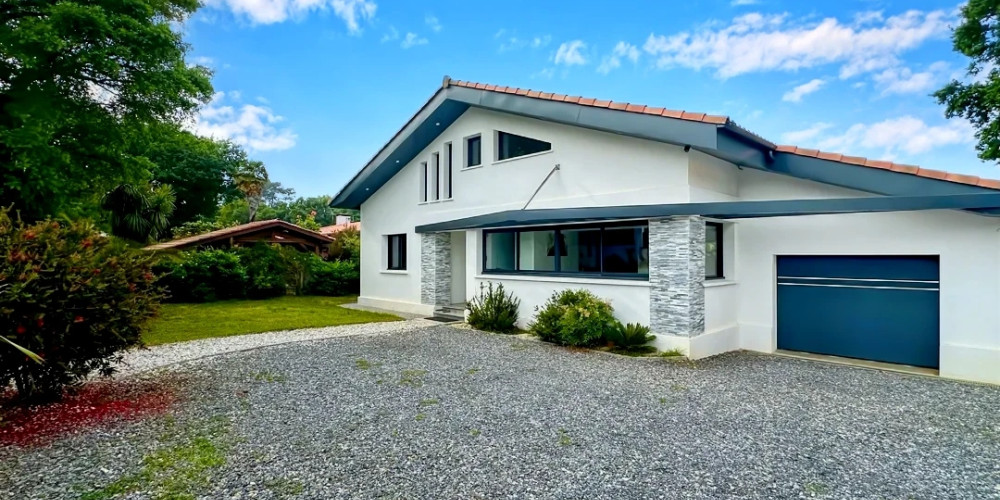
[0,375,186,448]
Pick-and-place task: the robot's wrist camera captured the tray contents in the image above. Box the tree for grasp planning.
[935,0,1000,161]
[233,161,268,222]
[101,183,176,243]
[141,126,246,227]
[0,0,213,221]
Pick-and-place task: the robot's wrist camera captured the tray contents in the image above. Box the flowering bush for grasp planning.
[530,289,618,347]
[0,208,162,401]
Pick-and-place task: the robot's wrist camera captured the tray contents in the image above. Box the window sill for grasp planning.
[703,279,737,288]
[492,149,554,166]
[381,270,408,275]
[462,164,484,171]
[475,273,650,287]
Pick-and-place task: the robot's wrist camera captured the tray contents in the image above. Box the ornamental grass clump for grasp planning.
[467,282,520,333]
[530,289,618,347]
[0,208,162,401]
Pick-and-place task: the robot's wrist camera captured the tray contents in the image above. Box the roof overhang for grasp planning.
[331,82,1000,214]
[415,193,1000,233]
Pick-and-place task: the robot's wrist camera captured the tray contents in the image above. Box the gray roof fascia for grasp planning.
[415,192,1000,233]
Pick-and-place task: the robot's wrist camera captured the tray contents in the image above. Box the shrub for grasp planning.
[156,250,246,302]
[306,259,360,296]
[0,209,162,401]
[606,322,655,353]
[467,282,521,333]
[469,282,521,333]
[329,227,360,262]
[235,244,289,299]
[530,289,618,347]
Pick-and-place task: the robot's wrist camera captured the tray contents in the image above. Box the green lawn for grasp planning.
[143,296,401,346]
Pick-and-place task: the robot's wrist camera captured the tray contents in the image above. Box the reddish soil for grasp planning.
[0,376,185,448]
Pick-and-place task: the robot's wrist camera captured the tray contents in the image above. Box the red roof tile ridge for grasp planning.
[447,77,1000,191]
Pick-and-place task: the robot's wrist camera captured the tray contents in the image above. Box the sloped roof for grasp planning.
[144,219,333,251]
[319,221,360,235]
[330,76,1000,211]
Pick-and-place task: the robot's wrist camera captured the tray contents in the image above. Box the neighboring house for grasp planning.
[145,219,333,254]
[330,76,1000,385]
[319,220,361,237]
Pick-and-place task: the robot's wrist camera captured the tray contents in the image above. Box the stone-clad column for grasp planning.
[649,217,705,337]
[420,233,451,306]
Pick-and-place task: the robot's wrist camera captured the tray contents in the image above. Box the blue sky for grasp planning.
[181,0,992,198]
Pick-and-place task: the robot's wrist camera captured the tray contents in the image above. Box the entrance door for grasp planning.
[450,231,467,305]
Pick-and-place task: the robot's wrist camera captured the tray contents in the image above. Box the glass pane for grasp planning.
[485,232,515,271]
[517,230,556,271]
[602,226,648,274]
[705,224,720,278]
[560,228,601,273]
[467,136,481,166]
[498,132,551,161]
[388,235,404,269]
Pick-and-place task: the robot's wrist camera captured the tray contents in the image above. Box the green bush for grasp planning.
[606,322,655,353]
[0,209,162,401]
[467,282,520,333]
[329,227,360,262]
[306,259,360,296]
[156,250,246,302]
[235,244,289,299]
[530,289,618,347]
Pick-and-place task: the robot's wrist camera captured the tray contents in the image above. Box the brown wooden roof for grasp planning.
[144,219,334,251]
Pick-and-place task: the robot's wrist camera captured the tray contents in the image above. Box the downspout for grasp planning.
[522,164,561,210]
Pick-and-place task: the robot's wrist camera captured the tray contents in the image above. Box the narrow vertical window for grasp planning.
[387,234,407,270]
[444,142,453,199]
[419,161,428,202]
[431,152,440,201]
[465,135,482,168]
[705,222,723,279]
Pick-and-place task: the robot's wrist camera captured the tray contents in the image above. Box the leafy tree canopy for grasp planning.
[0,0,213,220]
[935,0,1000,161]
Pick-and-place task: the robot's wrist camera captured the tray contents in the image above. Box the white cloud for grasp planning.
[597,41,641,74]
[425,14,442,33]
[872,61,948,95]
[192,92,297,152]
[497,31,551,52]
[642,9,950,79]
[381,25,399,42]
[731,0,758,5]
[782,78,825,102]
[554,40,588,66]
[816,116,973,156]
[781,122,833,143]
[190,56,214,66]
[401,32,428,49]
[203,0,376,31]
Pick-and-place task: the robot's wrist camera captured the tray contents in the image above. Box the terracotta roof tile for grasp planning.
[144,219,333,251]
[446,79,1000,191]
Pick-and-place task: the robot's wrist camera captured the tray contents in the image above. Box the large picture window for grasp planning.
[387,234,406,271]
[483,223,648,278]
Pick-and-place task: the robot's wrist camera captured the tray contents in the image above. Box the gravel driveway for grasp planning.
[3,325,1000,499]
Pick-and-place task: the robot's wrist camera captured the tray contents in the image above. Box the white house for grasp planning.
[331,76,1000,385]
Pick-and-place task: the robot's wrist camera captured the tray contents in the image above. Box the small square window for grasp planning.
[387,234,406,270]
[465,135,482,168]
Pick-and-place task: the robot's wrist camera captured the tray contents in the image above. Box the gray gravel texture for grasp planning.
[3,325,1000,500]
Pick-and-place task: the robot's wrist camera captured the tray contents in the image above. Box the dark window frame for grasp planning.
[444,142,453,199]
[482,221,649,280]
[705,222,724,280]
[431,152,440,201]
[465,135,482,168]
[387,234,407,271]
[496,130,552,161]
[419,161,428,202]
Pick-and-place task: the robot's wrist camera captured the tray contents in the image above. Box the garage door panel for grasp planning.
[777,256,940,369]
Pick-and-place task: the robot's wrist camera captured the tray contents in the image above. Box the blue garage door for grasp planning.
[776,255,940,369]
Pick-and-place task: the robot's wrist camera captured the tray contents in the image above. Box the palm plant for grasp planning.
[101,183,176,242]
[233,161,268,222]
